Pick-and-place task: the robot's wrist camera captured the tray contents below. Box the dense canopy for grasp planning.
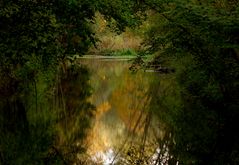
[0,0,239,164]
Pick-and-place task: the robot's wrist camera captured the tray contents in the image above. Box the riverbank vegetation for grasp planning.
[88,12,142,56]
[0,0,141,164]
[140,0,239,164]
[1,0,239,164]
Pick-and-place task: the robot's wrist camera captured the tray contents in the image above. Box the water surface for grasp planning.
[80,57,161,164]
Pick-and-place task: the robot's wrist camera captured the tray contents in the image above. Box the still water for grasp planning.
[80,57,162,164]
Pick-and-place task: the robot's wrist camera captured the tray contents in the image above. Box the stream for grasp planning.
[79,57,162,164]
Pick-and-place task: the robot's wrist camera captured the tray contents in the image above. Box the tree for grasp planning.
[0,0,144,164]
[141,0,239,164]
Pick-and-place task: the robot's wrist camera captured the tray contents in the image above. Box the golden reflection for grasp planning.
[82,59,155,162]
[86,102,112,156]
[95,101,111,119]
[110,71,151,134]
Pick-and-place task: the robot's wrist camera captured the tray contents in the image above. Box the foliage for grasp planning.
[0,0,143,164]
[88,12,143,55]
[97,0,144,33]
[141,0,239,164]
[0,0,143,91]
[2,0,239,164]
[0,0,97,163]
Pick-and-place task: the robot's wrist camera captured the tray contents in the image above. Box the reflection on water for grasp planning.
[1,56,235,164]
[0,64,96,164]
[80,58,161,164]
[92,148,115,165]
[0,57,163,164]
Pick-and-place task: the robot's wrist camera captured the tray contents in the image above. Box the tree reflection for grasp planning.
[54,64,95,164]
[0,64,95,164]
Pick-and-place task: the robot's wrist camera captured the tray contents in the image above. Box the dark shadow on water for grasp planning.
[0,64,95,165]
